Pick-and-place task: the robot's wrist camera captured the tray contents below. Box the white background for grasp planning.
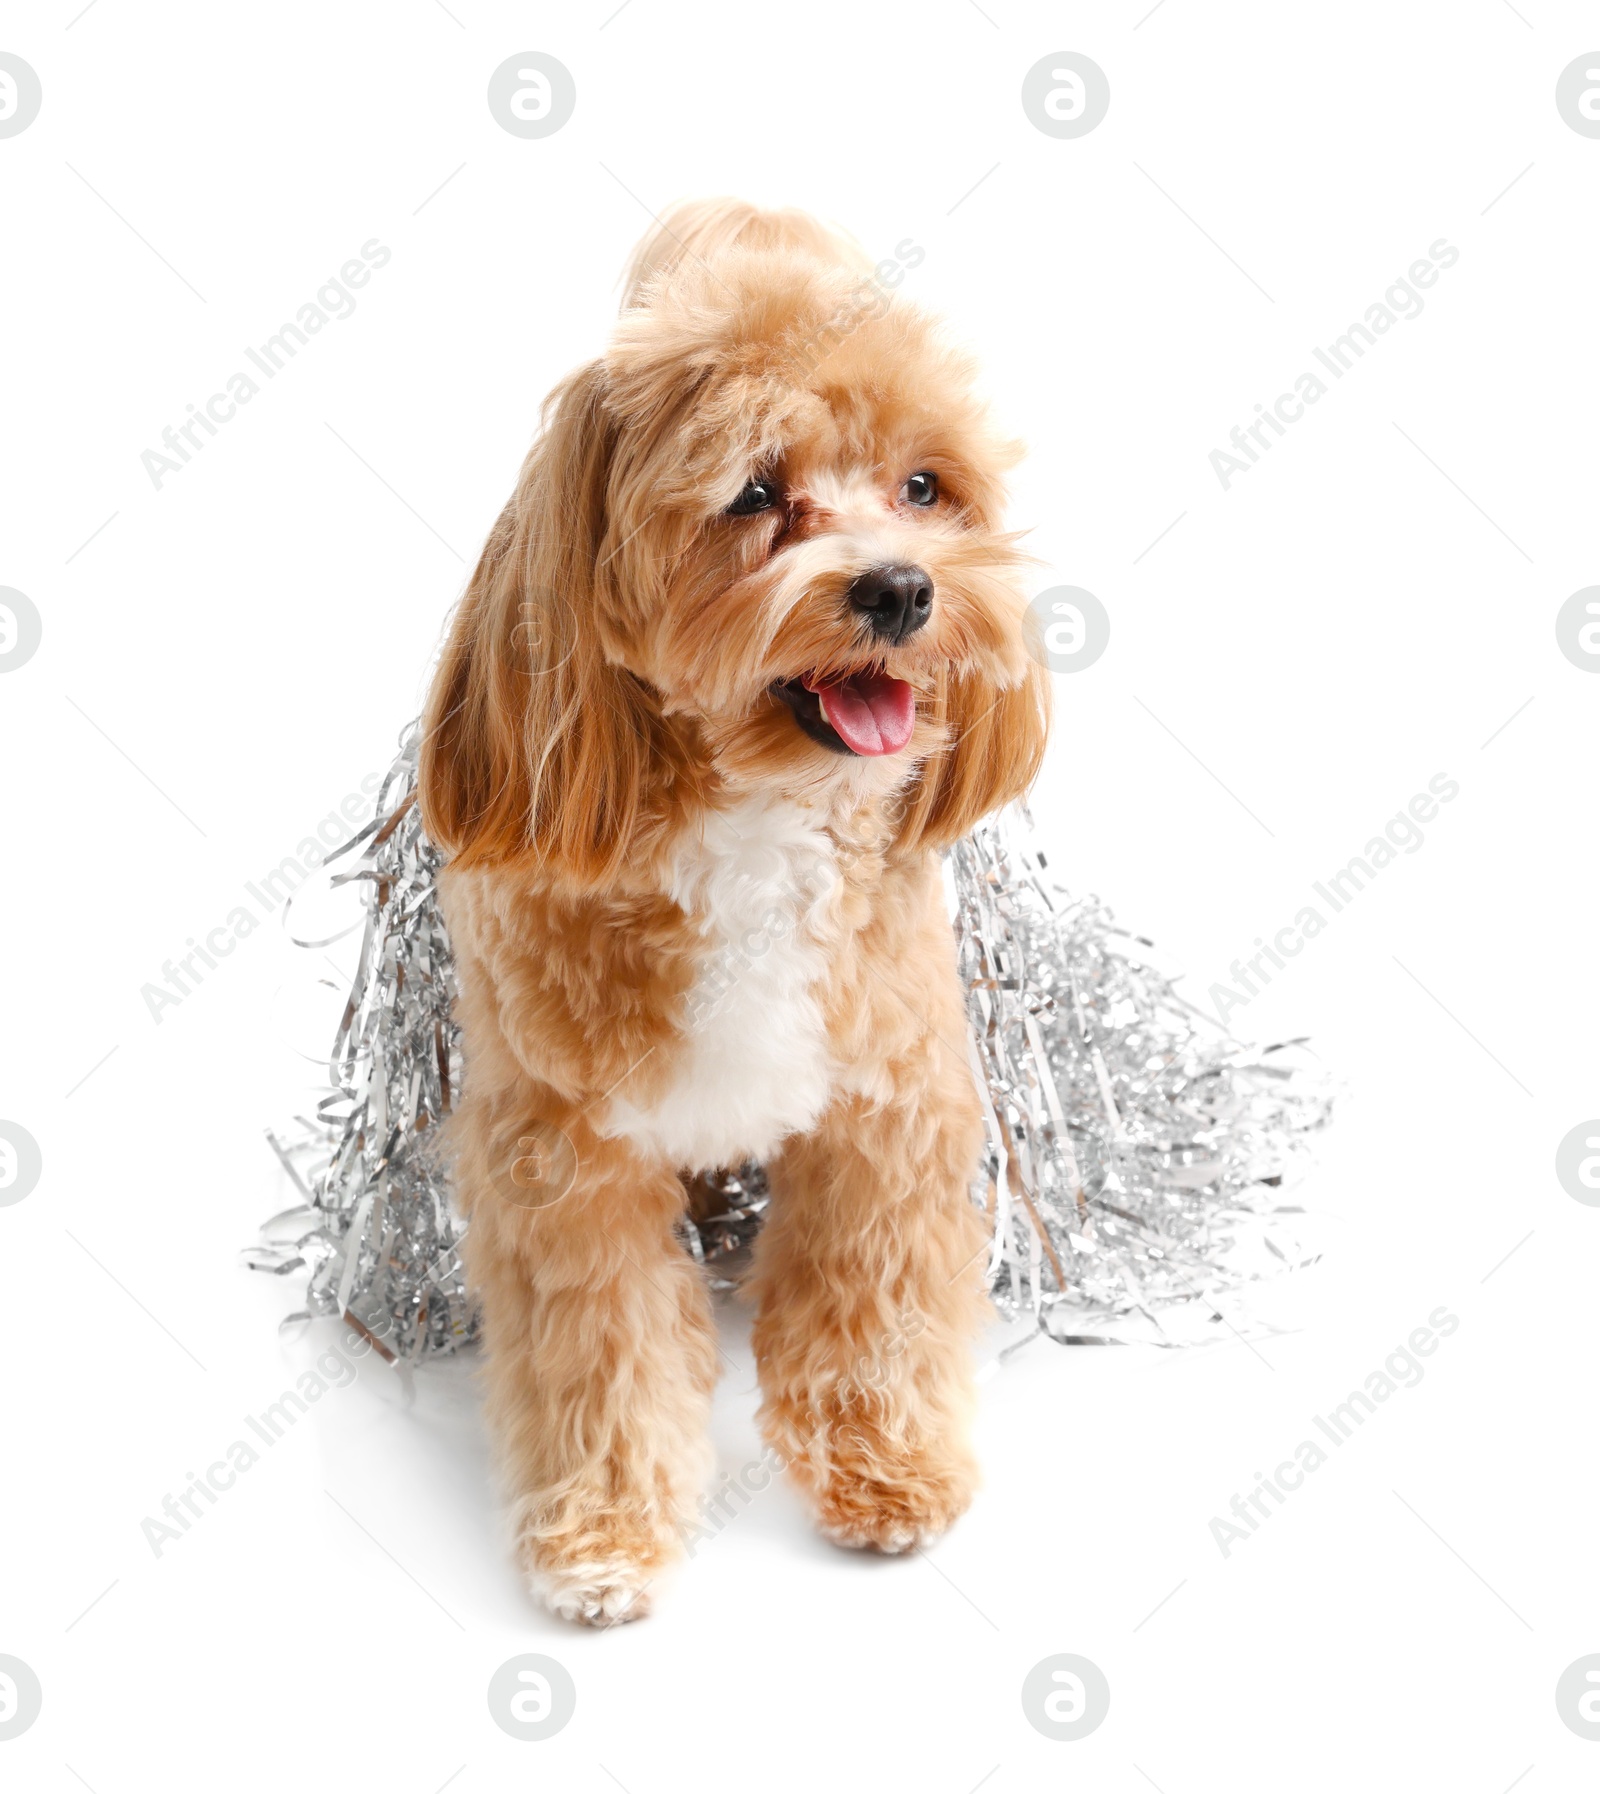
[3,1,1596,1788]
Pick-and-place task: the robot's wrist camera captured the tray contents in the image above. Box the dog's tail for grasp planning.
[618,197,869,308]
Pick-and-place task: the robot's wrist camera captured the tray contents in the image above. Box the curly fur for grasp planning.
[418,198,1049,1623]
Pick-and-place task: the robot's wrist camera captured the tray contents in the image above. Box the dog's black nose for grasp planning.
[845,564,934,643]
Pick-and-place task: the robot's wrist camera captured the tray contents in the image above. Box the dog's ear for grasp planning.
[890,658,1051,855]
[419,360,667,882]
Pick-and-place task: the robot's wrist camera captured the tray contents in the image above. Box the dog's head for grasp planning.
[421,200,1048,882]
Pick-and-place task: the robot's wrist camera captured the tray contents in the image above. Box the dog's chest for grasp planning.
[602,795,839,1170]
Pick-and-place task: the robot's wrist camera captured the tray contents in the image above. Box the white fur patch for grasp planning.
[527,1554,656,1626]
[601,794,838,1169]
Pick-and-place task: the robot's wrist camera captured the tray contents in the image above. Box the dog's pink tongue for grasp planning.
[812,673,916,756]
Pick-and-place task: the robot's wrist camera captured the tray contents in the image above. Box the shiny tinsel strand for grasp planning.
[254,730,1331,1358]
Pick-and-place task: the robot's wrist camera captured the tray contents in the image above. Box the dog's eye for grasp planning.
[727,480,780,516]
[903,470,939,507]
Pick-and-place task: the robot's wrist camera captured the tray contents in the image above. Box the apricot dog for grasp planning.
[418,199,1048,1623]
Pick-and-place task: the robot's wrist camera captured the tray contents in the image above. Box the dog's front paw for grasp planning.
[528,1552,656,1626]
[517,1507,673,1627]
[808,1449,978,1555]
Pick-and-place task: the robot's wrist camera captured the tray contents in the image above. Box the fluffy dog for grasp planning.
[418,199,1048,1623]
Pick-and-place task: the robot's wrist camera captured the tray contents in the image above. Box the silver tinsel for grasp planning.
[254,729,1331,1359]
[252,727,472,1361]
[952,819,1332,1346]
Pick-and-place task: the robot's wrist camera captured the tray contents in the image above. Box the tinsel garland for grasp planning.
[252,725,1331,1359]
[255,739,471,1361]
[951,825,1331,1345]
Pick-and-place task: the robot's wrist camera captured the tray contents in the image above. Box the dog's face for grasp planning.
[597,250,1038,799]
[421,215,1048,879]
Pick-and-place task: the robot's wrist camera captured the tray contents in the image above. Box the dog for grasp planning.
[417,199,1049,1624]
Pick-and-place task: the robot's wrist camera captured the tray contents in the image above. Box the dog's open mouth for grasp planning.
[772,672,917,756]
